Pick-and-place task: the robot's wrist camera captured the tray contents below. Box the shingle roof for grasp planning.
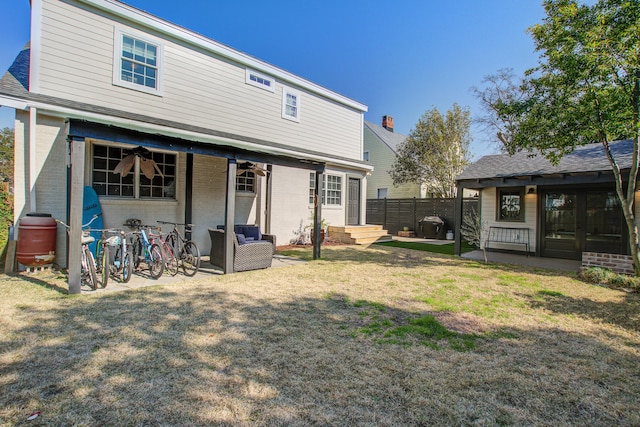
[0,44,29,93]
[364,121,407,153]
[457,139,635,181]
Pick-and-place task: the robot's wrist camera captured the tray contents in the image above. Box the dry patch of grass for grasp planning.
[0,245,639,426]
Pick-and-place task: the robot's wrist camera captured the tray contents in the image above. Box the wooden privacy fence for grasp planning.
[366,198,479,237]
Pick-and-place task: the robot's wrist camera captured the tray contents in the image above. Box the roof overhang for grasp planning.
[457,169,630,190]
[2,94,373,173]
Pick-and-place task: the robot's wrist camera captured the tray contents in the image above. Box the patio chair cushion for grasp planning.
[236,233,247,244]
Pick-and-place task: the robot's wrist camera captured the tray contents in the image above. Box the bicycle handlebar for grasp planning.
[157,220,194,228]
[55,214,99,230]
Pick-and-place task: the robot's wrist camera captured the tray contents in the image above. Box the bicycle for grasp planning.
[96,228,133,287]
[149,225,179,277]
[158,220,201,276]
[56,215,102,290]
[124,219,164,279]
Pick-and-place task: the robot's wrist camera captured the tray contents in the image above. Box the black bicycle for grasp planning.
[158,221,201,276]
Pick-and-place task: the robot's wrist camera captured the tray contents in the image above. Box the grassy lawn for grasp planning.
[374,239,475,255]
[1,245,639,425]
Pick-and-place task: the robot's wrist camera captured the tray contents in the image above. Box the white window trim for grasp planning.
[282,87,301,122]
[246,68,275,92]
[309,172,343,207]
[113,26,164,96]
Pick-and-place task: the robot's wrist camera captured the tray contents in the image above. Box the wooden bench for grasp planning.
[485,226,530,256]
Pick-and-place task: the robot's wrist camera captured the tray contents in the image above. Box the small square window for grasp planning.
[497,188,524,222]
[282,87,301,122]
[236,171,256,193]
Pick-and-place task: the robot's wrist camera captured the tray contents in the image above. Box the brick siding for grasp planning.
[581,252,634,275]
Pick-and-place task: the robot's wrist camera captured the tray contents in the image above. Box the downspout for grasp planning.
[29,106,37,212]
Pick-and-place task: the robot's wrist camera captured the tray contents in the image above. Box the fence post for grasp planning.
[383,198,387,231]
[413,197,417,232]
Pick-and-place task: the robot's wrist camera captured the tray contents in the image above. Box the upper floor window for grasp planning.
[92,144,175,200]
[246,69,274,92]
[236,171,256,193]
[282,87,301,122]
[363,151,370,161]
[113,28,163,95]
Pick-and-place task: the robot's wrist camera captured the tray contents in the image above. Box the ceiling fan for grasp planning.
[237,161,269,176]
[113,146,164,179]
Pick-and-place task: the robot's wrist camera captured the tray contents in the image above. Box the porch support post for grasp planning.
[265,164,273,234]
[312,170,323,260]
[454,183,463,256]
[185,152,193,240]
[223,159,237,274]
[68,138,85,294]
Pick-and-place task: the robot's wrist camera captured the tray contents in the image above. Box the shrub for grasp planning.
[579,267,640,291]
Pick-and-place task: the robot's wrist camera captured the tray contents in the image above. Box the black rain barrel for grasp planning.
[418,216,445,239]
[16,213,57,267]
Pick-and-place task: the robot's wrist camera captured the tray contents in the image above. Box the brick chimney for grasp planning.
[382,115,394,132]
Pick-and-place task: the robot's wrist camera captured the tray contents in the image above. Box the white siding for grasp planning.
[480,187,537,253]
[37,0,363,160]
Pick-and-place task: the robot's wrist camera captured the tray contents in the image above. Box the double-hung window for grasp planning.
[282,87,301,122]
[309,172,342,206]
[113,28,163,95]
[92,144,176,200]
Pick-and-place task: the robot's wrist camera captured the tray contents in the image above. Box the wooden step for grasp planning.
[328,225,393,245]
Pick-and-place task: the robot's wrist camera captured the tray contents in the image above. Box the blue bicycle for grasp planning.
[124,219,164,279]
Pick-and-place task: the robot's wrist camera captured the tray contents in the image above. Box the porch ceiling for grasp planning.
[68,119,325,172]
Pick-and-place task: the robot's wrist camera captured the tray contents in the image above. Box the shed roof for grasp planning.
[457,139,635,182]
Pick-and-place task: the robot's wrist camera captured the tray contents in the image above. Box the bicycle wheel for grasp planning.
[181,240,201,277]
[132,235,143,270]
[148,243,164,279]
[160,241,178,276]
[166,232,178,254]
[122,250,133,283]
[83,246,98,290]
[99,245,109,288]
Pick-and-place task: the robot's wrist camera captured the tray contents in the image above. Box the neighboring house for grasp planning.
[0,0,372,280]
[454,140,639,270]
[363,116,428,199]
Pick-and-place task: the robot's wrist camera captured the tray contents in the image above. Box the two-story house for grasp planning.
[0,0,372,287]
[363,116,428,199]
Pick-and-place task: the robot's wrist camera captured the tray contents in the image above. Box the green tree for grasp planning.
[0,127,13,185]
[0,127,14,246]
[390,104,471,198]
[476,0,640,275]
